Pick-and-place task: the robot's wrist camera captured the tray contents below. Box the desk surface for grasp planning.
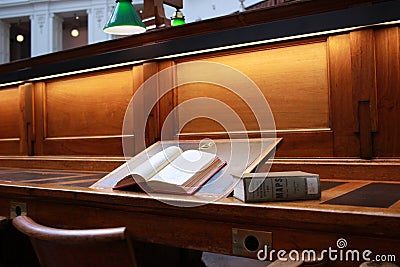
[0,139,399,263]
[0,165,399,261]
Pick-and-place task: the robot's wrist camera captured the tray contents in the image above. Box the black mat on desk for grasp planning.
[323,183,400,208]
[320,181,346,191]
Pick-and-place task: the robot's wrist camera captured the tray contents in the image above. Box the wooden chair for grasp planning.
[12,215,137,267]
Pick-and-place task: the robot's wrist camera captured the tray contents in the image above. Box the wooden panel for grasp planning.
[374,27,400,157]
[158,61,176,141]
[0,87,19,139]
[176,41,329,133]
[270,159,400,181]
[275,130,333,157]
[19,83,34,156]
[350,29,378,159]
[143,62,160,146]
[35,69,134,156]
[179,130,334,158]
[328,34,360,157]
[0,86,20,155]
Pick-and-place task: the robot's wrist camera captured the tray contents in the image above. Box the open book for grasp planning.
[113,146,227,195]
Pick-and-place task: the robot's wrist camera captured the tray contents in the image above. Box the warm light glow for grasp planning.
[1,19,398,88]
[71,28,80,37]
[103,0,146,35]
[16,34,24,42]
[103,25,146,35]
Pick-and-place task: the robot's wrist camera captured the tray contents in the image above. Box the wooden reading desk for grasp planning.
[0,139,399,266]
[0,1,399,266]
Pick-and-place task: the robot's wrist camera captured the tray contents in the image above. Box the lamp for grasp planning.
[71,28,80,37]
[71,14,80,38]
[16,34,24,43]
[104,0,146,35]
[171,9,185,26]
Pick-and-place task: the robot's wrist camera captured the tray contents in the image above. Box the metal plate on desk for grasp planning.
[232,228,272,258]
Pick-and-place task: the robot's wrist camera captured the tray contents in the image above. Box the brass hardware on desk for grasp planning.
[232,228,272,258]
[10,201,27,218]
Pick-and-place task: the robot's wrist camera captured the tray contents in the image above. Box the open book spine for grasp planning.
[234,174,321,202]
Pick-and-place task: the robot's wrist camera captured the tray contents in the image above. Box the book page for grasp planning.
[131,146,183,181]
[149,150,216,186]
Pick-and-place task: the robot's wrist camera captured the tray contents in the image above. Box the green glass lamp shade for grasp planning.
[171,9,186,26]
[104,0,146,35]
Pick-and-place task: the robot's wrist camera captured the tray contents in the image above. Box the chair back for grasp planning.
[12,216,137,267]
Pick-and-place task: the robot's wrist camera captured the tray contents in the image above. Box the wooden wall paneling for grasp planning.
[328,34,360,157]
[178,130,333,158]
[18,83,34,156]
[177,41,330,132]
[374,27,400,157]
[143,62,160,147]
[158,61,176,141]
[131,65,144,155]
[350,29,378,159]
[34,69,133,156]
[0,86,21,155]
[33,82,45,155]
[175,40,332,157]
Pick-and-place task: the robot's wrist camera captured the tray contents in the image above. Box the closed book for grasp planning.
[233,171,320,202]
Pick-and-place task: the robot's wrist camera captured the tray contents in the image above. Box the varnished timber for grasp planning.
[18,83,33,156]
[350,29,378,159]
[0,180,399,261]
[269,158,400,181]
[0,86,20,155]
[33,68,133,156]
[328,34,360,157]
[374,27,400,157]
[12,216,138,267]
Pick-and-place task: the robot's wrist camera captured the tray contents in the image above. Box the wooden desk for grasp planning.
[0,141,399,266]
[0,170,399,266]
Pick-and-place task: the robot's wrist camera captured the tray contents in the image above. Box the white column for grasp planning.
[0,20,10,64]
[30,13,51,57]
[87,5,112,44]
[51,13,63,52]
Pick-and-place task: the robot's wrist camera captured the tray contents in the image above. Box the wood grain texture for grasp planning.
[0,86,20,155]
[350,29,378,159]
[275,130,333,158]
[18,83,34,156]
[44,69,133,137]
[177,129,333,157]
[33,82,45,155]
[0,87,20,139]
[0,182,399,259]
[143,62,160,146]
[328,34,360,157]
[350,29,378,132]
[176,41,329,132]
[34,69,133,156]
[0,156,123,172]
[158,61,176,141]
[358,101,373,159]
[374,27,400,157]
[270,158,400,181]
